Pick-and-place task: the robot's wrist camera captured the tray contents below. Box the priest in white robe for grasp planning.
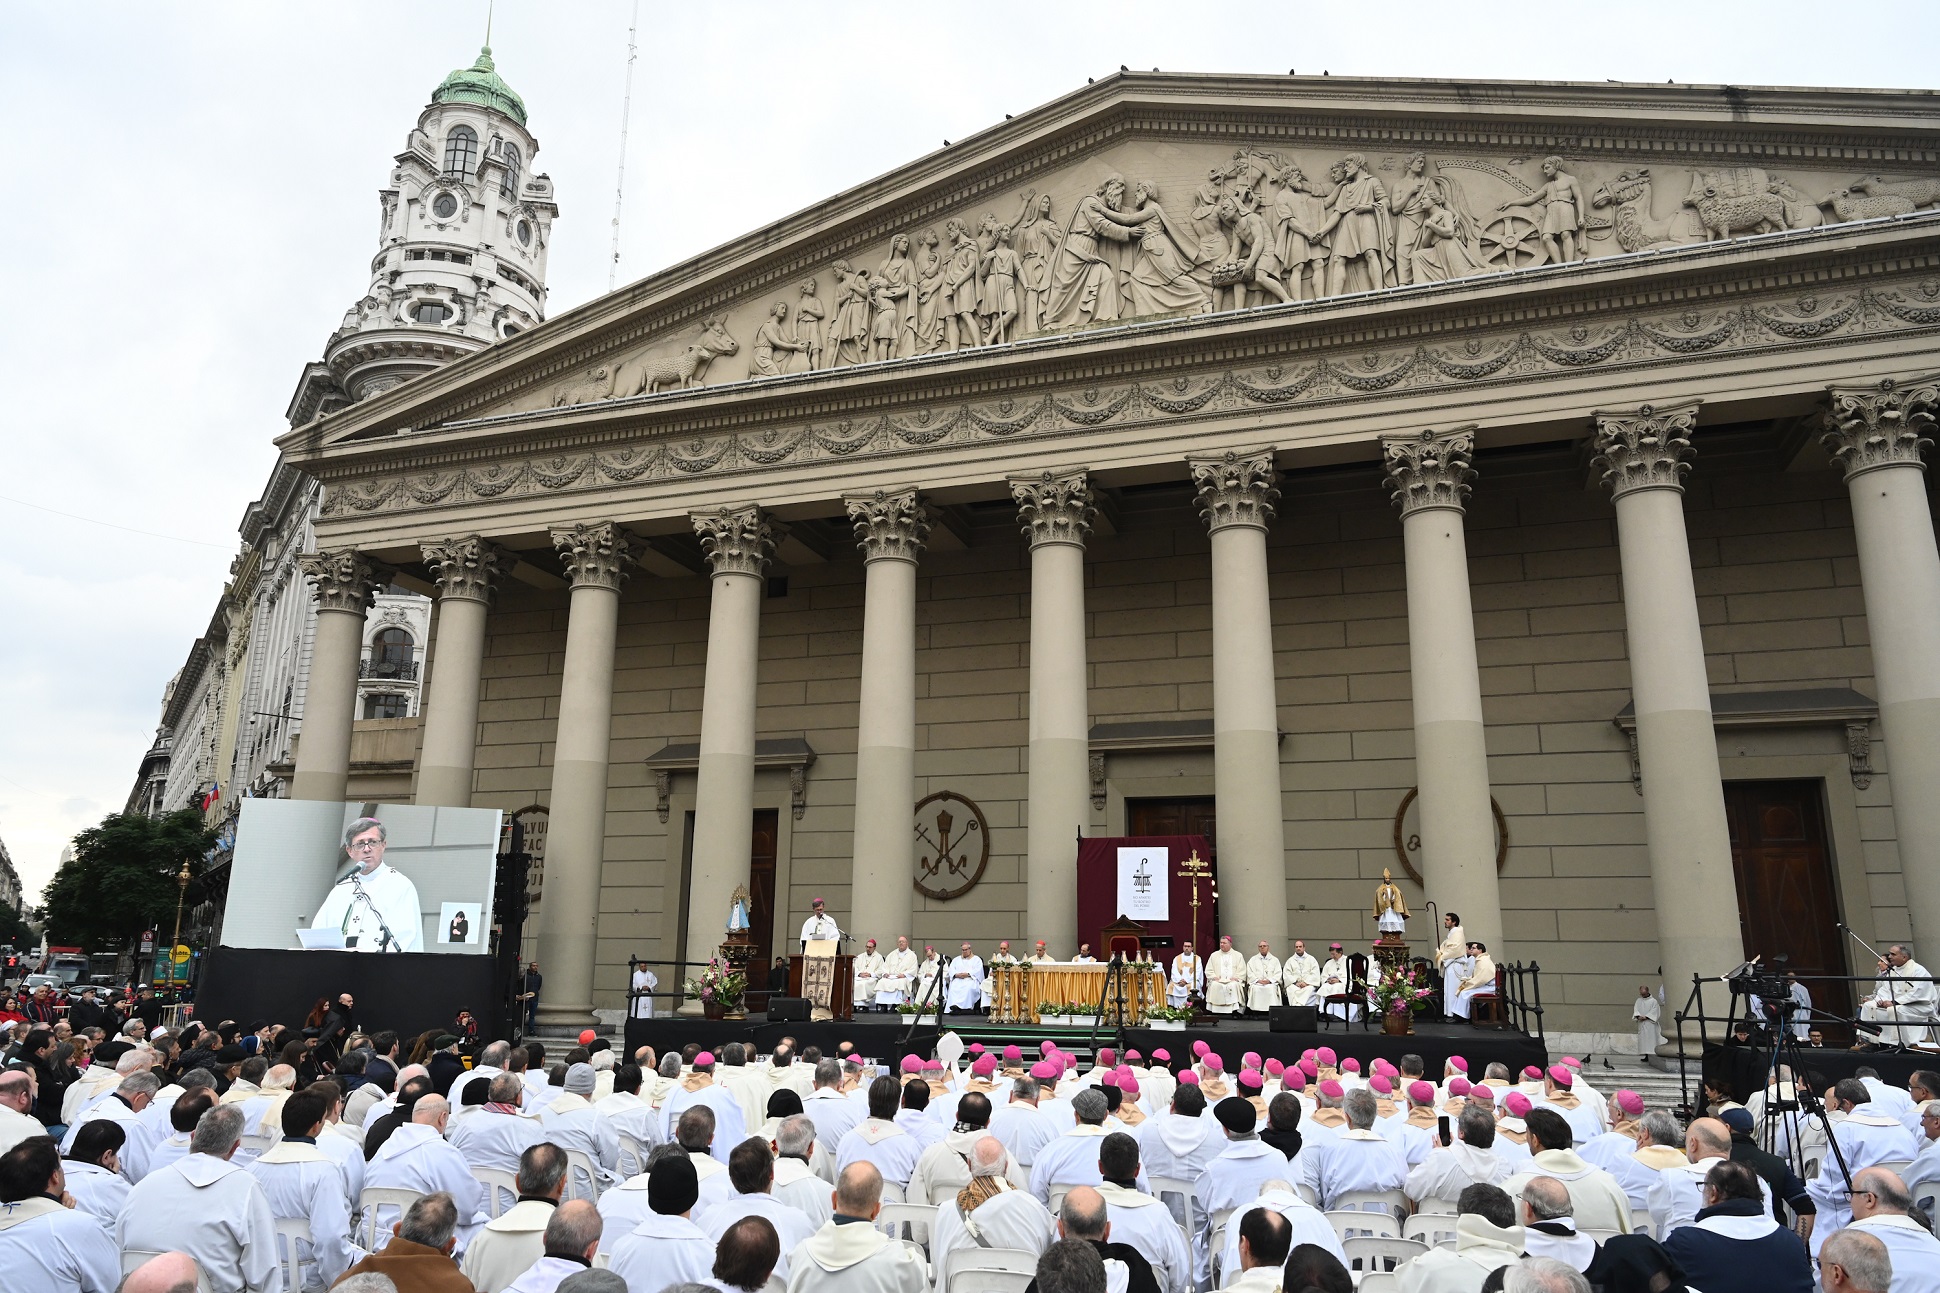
[773,1114,838,1227]
[309,817,423,952]
[117,1103,281,1293]
[1805,1082,1922,1253]
[916,948,943,1010]
[1448,943,1497,1021]
[990,1073,1062,1168]
[1216,1182,1345,1281]
[877,937,919,1009]
[927,1138,1054,1293]
[1205,937,1247,1015]
[363,1096,488,1255]
[629,962,658,1019]
[660,1056,748,1163]
[945,944,986,1014]
[790,1163,930,1293]
[0,1140,122,1293]
[836,1079,921,1190]
[1320,944,1360,1022]
[1028,1092,1150,1203]
[1168,944,1203,1009]
[247,1090,363,1290]
[1632,987,1663,1060]
[608,1157,716,1290]
[1281,941,1322,1006]
[1246,942,1284,1014]
[855,941,885,1011]
[799,897,840,947]
[451,1076,548,1210]
[1193,1098,1292,1284]
[1860,945,1937,1046]
[540,1064,622,1195]
[696,1143,820,1284]
[1096,1133,1193,1293]
[1312,1091,1411,1209]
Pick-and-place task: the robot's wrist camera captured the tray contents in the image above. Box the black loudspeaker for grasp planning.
[1270,1005,1318,1032]
[768,997,810,1021]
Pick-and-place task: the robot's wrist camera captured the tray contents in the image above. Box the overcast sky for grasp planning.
[1,1,1934,906]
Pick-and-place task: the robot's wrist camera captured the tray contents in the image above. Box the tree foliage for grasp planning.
[41,810,216,953]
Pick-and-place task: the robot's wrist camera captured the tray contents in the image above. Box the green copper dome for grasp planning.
[431,47,527,126]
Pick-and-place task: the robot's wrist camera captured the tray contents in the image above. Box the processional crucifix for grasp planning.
[1178,848,1213,1009]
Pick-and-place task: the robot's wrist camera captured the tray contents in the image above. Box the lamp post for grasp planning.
[168,861,191,987]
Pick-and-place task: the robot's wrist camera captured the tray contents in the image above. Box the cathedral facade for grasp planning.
[278,73,1940,1032]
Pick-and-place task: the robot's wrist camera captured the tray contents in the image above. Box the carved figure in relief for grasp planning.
[1390,153,1436,286]
[1265,163,1333,301]
[1819,184,1917,223]
[1407,190,1487,283]
[1588,169,1702,252]
[1498,156,1588,264]
[1682,168,1787,242]
[942,219,984,351]
[979,226,1022,344]
[1765,178,1825,231]
[1216,194,1293,309]
[1187,173,1238,297]
[610,318,738,395]
[826,260,872,366]
[1321,154,1395,295]
[1042,173,1136,328]
[794,279,826,371]
[1850,175,1940,209]
[1010,191,1058,334]
[913,228,947,353]
[1106,181,1209,316]
[550,365,613,407]
[874,233,918,360]
[752,301,807,377]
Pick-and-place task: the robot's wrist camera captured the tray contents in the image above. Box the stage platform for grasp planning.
[624,1012,1547,1075]
[1703,1039,1938,1102]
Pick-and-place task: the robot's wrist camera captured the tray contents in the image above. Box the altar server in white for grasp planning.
[1860,944,1937,1046]
[945,943,986,1013]
[1320,944,1360,1022]
[363,1096,488,1255]
[877,935,919,1009]
[629,961,658,1019]
[309,816,423,952]
[117,1103,280,1293]
[1247,941,1284,1013]
[1169,942,1203,1009]
[0,1136,122,1293]
[1206,936,1247,1015]
[1282,940,1322,1007]
[1633,986,1663,1060]
[247,1090,362,1289]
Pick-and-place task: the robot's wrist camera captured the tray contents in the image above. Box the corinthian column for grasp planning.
[1593,403,1745,1008]
[292,549,391,802]
[535,522,636,1027]
[416,536,516,808]
[1010,470,1093,954]
[1824,376,1940,948]
[1381,429,1503,953]
[684,506,779,965]
[1189,449,1288,950]
[844,489,930,947]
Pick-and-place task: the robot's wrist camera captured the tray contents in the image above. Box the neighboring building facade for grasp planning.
[279,73,1940,1033]
[0,834,21,914]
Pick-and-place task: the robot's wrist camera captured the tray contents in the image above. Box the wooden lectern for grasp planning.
[788,952,854,1020]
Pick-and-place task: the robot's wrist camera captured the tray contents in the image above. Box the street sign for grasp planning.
[170,944,191,965]
[139,931,154,954]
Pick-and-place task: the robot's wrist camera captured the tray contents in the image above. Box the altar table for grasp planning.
[987,961,1169,1024]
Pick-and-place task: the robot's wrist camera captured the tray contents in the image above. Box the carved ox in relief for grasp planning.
[611,318,740,396]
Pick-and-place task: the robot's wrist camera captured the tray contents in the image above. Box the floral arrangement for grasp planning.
[1145,1004,1194,1022]
[684,958,747,1011]
[1371,961,1436,1018]
[1037,1001,1067,1018]
[896,999,937,1016]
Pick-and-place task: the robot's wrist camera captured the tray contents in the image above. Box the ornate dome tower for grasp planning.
[289,46,559,423]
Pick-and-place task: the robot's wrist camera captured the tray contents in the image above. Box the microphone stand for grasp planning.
[1840,923,1908,1050]
[349,872,403,953]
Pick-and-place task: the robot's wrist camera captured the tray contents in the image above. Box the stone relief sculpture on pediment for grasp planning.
[521,137,1940,416]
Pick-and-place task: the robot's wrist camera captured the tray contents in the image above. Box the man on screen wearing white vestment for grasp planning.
[310,817,423,952]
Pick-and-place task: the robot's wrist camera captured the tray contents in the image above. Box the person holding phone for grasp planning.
[1404,1101,1514,1210]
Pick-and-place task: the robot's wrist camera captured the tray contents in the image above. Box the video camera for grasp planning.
[1726,956,1793,1023]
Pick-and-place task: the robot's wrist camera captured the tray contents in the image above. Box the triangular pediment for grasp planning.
[283,72,1940,459]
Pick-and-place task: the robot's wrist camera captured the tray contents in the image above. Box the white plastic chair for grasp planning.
[1343,1235,1429,1278]
[1403,1213,1457,1248]
[1327,1209,1401,1241]
[1414,1196,1457,1215]
[1208,1205,1238,1278]
[946,1245,1043,1293]
[1296,1182,1320,1208]
[1150,1174,1199,1242]
[952,1272,1034,1293]
[357,1185,426,1250]
[1876,1159,1914,1178]
[1580,1227,1622,1244]
[473,1165,520,1218]
[617,1131,649,1178]
[563,1148,603,1201]
[122,1250,214,1293]
[1358,1273,1402,1293]
[878,1201,935,1248]
[1047,1184,1072,1216]
[1333,1189,1408,1221]
[272,1215,312,1293]
[236,1133,276,1161]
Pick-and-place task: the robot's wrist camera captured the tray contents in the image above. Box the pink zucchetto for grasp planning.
[1151,1049,1171,1063]
[1342,1058,1361,1074]
[1003,1045,1023,1062]
[900,1056,924,1074]
[844,1055,862,1066]
[1505,1092,1533,1117]
[695,1051,715,1066]
[1193,1040,1211,1058]
[1239,1070,1264,1091]
[1369,1074,1392,1095]
[1284,1070,1307,1092]
[1265,1059,1285,1077]
[1243,1051,1262,1070]
[1562,1056,1582,1070]
[1098,1048,1116,1065]
[1302,1049,1317,1062]
[1115,1065,1137,1084]
[969,1043,985,1054]
[972,1055,998,1076]
[1042,1041,1059,1053]
[1318,1079,1345,1099]
[1179,1069,1200,1085]
[924,1060,944,1073]
[1030,1061,1059,1081]
[1547,1065,1573,1087]
[1119,1074,1141,1098]
[1447,1056,1469,1073]
[1202,1054,1224,1073]
[1125,1050,1143,1062]
[1615,1089,1645,1116]
[1316,1047,1337,1066]
[1299,1058,1318,1078]
[1099,1071,1120,1090]
[1522,1066,1543,1081]
[1371,1059,1393,1077]
[1408,1081,1436,1106]
[1448,1077,1472,1096]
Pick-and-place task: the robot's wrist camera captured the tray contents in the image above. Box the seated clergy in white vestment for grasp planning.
[1846,1165,1940,1293]
[500,1200,602,1293]
[539,1063,621,1195]
[1194,1097,1296,1285]
[772,1113,838,1227]
[1311,1088,1411,1211]
[1169,944,1204,1008]
[927,1135,1055,1293]
[1502,1107,1635,1237]
[459,1143,571,1293]
[59,1122,132,1234]
[1407,1101,1513,1210]
[1029,1088,1151,1204]
[836,1076,922,1191]
[1804,1082,1920,1254]
[594,1062,660,1167]
[1448,944,1498,1020]
[1134,1080,1226,1192]
[1859,945,1939,1046]
[62,1070,157,1182]
[661,1053,747,1165]
[1096,1132,1194,1293]
[1246,943,1283,1013]
[1395,1184,1527,1293]
[1281,942,1322,1007]
[855,940,884,1009]
[991,1069,1063,1169]
[362,1096,489,1256]
[116,1103,280,1293]
[945,944,986,1013]
[608,1155,716,1292]
[450,1074,548,1212]
[246,1090,363,1290]
[1217,1181,1346,1283]
[450,1040,513,1107]
[697,1138,820,1284]
[0,1135,122,1293]
[802,1058,864,1157]
[1205,937,1247,1015]
[876,937,920,1008]
[910,1091,1030,1208]
[1319,946,1361,1022]
[788,1162,930,1293]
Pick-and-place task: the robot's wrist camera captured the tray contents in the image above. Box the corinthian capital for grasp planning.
[299,549,392,615]
[1189,448,1281,533]
[421,535,518,604]
[844,489,931,564]
[1822,375,1939,480]
[549,522,639,590]
[1591,402,1700,498]
[1009,469,1094,549]
[1382,429,1477,516]
[691,505,779,578]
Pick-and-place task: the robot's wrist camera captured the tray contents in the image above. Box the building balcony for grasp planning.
[359,659,419,681]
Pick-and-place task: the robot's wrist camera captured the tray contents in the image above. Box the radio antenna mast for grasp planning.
[608,0,641,292]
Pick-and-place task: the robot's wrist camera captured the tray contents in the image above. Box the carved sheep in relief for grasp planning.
[1851,175,1940,209]
[611,318,740,396]
[1682,168,1789,241]
[550,366,612,407]
[1819,187,1918,223]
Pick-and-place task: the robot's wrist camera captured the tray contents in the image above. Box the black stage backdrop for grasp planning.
[1706,1039,1933,1103]
[198,946,501,1042]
